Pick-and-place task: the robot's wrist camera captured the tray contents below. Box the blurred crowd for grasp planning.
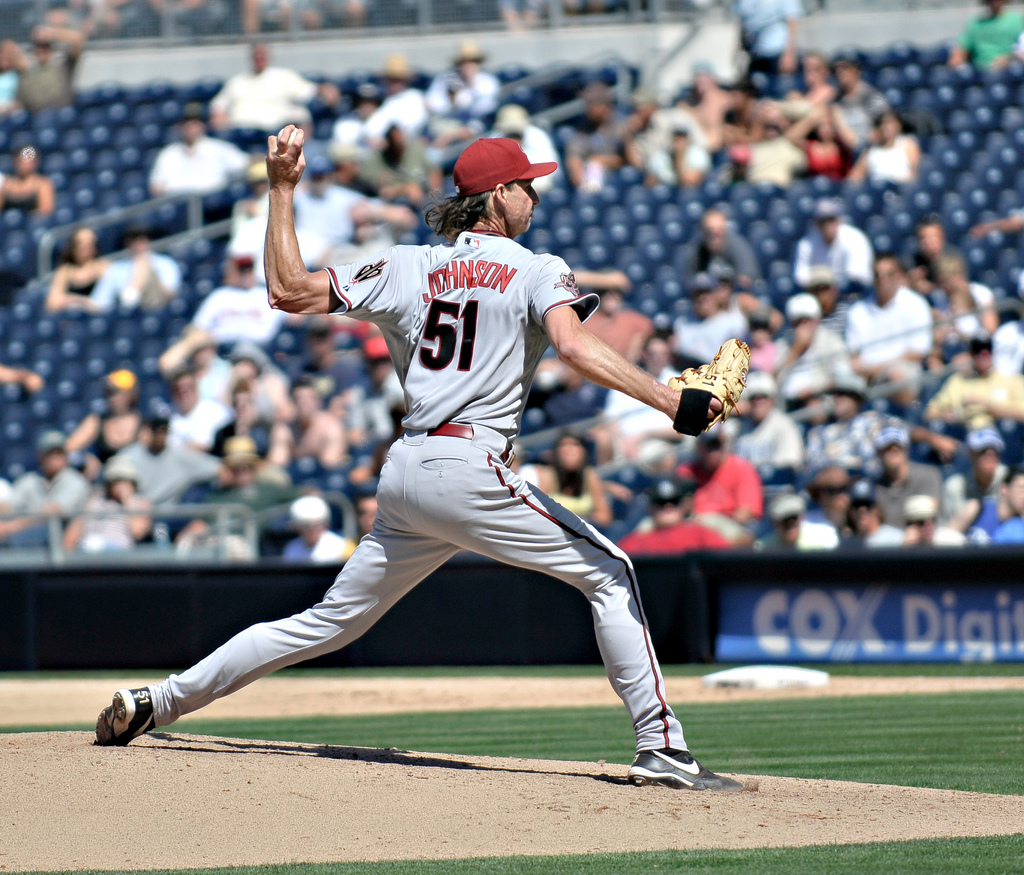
[4,3,1024,559]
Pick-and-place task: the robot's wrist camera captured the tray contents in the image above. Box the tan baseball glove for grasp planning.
[668,338,751,436]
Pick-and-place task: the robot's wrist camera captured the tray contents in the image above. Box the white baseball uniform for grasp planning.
[149,230,688,754]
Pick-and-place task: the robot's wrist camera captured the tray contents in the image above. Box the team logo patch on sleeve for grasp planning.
[554,272,580,295]
[352,258,387,283]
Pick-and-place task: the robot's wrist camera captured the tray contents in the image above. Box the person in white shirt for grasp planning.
[166,366,231,453]
[282,495,355,563]
[793,197,874,291]
[733,370,804,470]
[846,252,933,405]
[208,42,327,134]
[190,255,286,347]
[364,54,428,145]
[90,226,181,312]
[331,82,381,154]
[425,41,501,148]
[489,104,562,193]
[148,103,250,197]
[773,292,851,405]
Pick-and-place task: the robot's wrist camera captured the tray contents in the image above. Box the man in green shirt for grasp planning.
[949,0,1024,70]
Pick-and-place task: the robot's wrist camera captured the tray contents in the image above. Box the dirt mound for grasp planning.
[3,731,1023,872]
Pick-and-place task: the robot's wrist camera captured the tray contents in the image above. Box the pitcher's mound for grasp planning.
[3,731,1022,872]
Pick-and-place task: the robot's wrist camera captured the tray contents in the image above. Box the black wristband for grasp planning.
[673,389,714,436]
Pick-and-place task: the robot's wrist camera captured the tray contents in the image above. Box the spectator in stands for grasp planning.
[345,334,405,450]
[727,102,807,188]
[424,41,501,148]
[14,24,86,113]
[624,87,710,188]
[65,369,143,482]
[804,372,889,475]
[734,371,804,469]
[722,80,761,149]
[291,318,368,416]
[928,255,999,369]
[991,466,1024,543]
[114,400,223,507]
[902,494,966,547]
[847,110,921,186]
[782,51,837,112]
[803,463,852,534]
[0,430,90,547]
[873,424,942,530]
[583,280,652,365]
[782,103,855,182]
[175,435,295,557]
[757,492,839,550]
[0,40,20,117]
[673,268,777,368]
[228,342,293,420]
[773,292,851,407]
[909,214,962,297]
[209,43,335,135]
[684,62,732,154]
[924,330,1024,431]
[211,377,274,460]
[158,329,231,404]
[231,161,271,236]
[63,455,152,554]
[846,252,933,406]
[793,197,873,292]
[677,428,763,544]
[268,376,348,470]
[942,425,1007,533]
[44,226,111,313]
[90,226,181,312]
[844,478,904,547]
[969,203,1024,239]
[830,50,888,148]
[358,124,441,208]
[167,365,231,454]
[745,307,783,374]
[802,265,851,336]
[531,431,613,529]
[489,104,561,193]
[595,333,681,466]
[0,144,54,216]
[331,82,382,156]
[189,255,285,347]
[617,475,729,555]
[681,207,761,291]
[0,362,43,395]
[282,494,354,563]
[948,0,1023,71]
[148,102,250,198]
[734,0,801,76]
[564,81,628,192]
[364,54,429,144]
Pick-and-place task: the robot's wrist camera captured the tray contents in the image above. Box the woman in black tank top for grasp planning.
[45,225,111,313]
[0,144,54,216]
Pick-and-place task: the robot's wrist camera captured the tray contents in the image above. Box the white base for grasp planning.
[701,665,830,690]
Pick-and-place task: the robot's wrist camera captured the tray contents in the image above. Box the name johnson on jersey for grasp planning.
[425,259,518,302]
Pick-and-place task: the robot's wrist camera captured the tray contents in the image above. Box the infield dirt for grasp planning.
[2,675,1023,871]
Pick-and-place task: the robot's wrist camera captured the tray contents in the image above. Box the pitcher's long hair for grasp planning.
[424,191,492,242]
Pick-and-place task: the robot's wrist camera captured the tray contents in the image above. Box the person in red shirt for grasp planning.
[676,429,763,544]
[583,282,654,365]
[617,476,729,555]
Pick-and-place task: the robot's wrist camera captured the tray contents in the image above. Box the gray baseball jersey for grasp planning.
[149,232,689,755]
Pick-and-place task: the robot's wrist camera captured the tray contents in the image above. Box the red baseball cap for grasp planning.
[453,137,558,197]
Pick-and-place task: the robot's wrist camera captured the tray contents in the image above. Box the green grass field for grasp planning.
[6,665,1024,874]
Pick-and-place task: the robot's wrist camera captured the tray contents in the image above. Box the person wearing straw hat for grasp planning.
[425,41,500,146]
[364,53,428,144]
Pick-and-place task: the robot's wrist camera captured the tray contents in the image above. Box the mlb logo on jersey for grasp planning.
[465,236,482,249]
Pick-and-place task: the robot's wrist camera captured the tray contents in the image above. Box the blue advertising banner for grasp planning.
[717,583,1024,663]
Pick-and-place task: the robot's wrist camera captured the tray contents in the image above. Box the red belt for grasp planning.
[426,423,514,466]
[427,423,475,439]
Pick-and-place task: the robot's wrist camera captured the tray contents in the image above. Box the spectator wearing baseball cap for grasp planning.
[924,329,1024,431]
[873,424,942,530]
[488,104,562,193]
[774,291,851,406]
[563,81,628,192]
[0,429,90,547]
[792,197,874,292]
[903,494,966,547]
[733,370,804,470]
[64,455,152,555]
[616,476,729,555]
[65,369,144,481]
[672,270,750,369]
[801,264,851,336]
[757,491,838,551]
[282,494,355,564]
[845,479,904,548]
[832,49,889,147]
[942,426,1008,533]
